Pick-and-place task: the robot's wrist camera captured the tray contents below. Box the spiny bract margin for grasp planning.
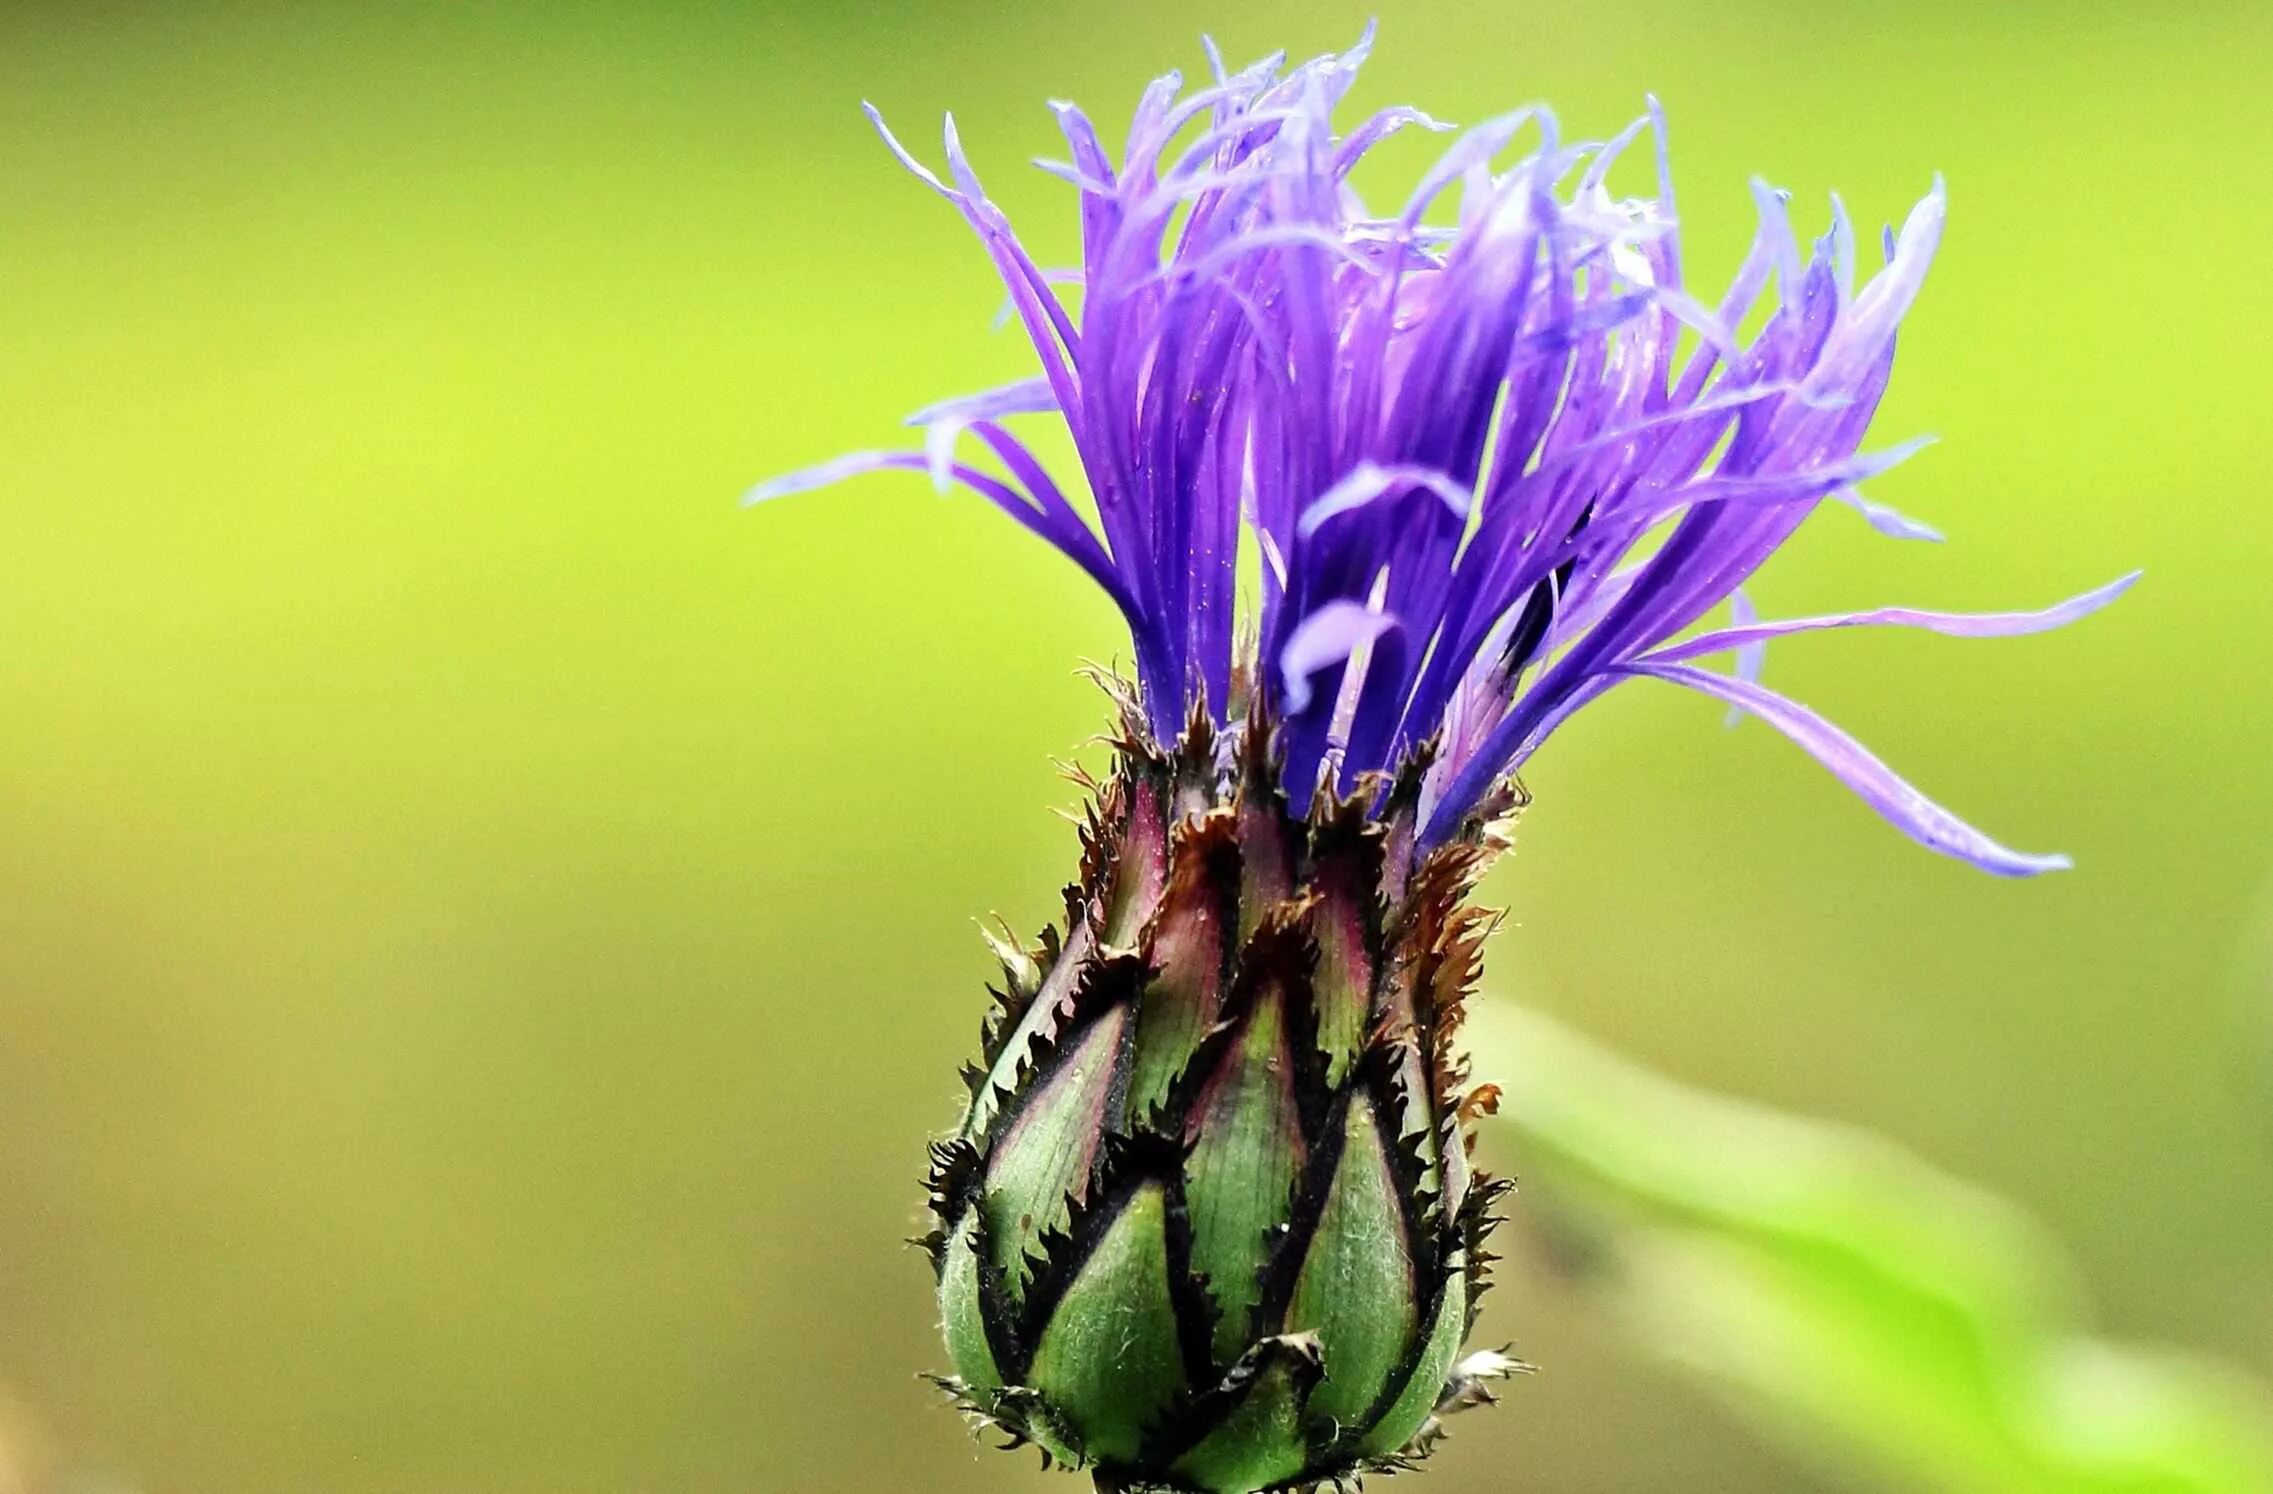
[921,688,1522,1492]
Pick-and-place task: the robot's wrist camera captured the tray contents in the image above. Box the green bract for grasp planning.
[921,703,1521,1492]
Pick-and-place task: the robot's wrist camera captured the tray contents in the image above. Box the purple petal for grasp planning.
[863,104,1086,425]
[1602,435,1937,528]
[1297,462,1474,539]
[1650,283,1741,362]
[1397,108,1552,231]
[1615,660,2072,876]
[1333,105,1454,178]
[909,381,1060,495]
[1639,571,2140,666]
[1726,589,1763,726]
[1834,483,1944,542]
[861,101,960,201]
[744,449,1138,622]
[1805,176,1944,397]
[1031,156,1113,193]
[743,451,900,506]
[1281,600,1400,714]
[904,379,1059,429]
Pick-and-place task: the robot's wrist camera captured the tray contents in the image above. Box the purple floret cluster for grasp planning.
[756,28,2129,874]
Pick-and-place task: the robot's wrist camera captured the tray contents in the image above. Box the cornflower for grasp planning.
[754,29,2128,1493]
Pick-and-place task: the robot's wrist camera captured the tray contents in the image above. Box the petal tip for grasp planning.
[1989,849,2073,878]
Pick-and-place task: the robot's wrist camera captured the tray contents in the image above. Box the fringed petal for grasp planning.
[1615,660,2073,877]
[1281,599,1400,714]
[1640,572,2140,666]
[1296,462,1474,539]
[1725,589,1763,727]
[744,450,1140,623]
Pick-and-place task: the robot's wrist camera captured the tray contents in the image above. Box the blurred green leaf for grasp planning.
[1475,1006,2273,1494]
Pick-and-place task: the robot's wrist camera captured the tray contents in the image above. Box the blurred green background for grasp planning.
[2,2,2269,1491]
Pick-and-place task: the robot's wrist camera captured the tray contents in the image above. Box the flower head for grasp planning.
[755,30,2131,1493]
[757,26,2128,875]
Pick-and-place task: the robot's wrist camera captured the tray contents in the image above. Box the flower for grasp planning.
[753,27,2129,1493]
[754,28,2131,878]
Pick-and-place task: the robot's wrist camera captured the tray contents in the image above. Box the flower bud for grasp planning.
[922,714,1516,1491]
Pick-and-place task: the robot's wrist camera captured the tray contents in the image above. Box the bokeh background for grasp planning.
[2,2,2270,1491]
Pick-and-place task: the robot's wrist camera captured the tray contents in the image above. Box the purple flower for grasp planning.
[754,28,2131,876]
